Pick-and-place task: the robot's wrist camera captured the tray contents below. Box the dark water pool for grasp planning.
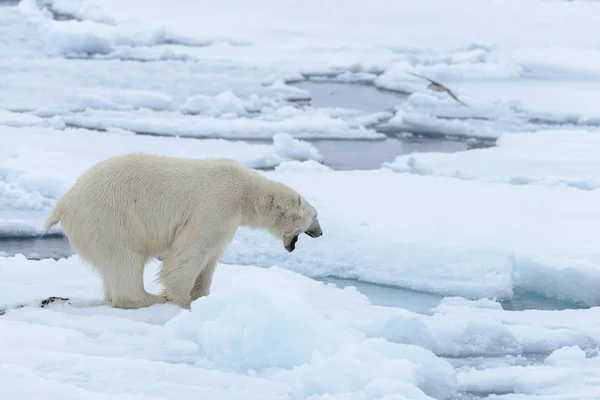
[310,137,469,170]
[259,80,478,170]
[294,80,406,113]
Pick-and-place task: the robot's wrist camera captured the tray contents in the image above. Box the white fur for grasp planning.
[43,153,322,309]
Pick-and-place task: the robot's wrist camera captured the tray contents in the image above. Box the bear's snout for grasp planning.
[305,218,323,238]
[305,229,321,238]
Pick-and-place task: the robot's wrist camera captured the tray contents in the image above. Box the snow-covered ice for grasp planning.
[12,0,600,139]
[220,164,600,307]
[59,107,382,140]
[383,129,600,190]
[439,299,600,398]
[0,255,459,400]
[4,149,600,306]
[2,255,600,399]
[0,57,381,139]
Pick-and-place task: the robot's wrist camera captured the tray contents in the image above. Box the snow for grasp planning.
[0,109,57,128]
[12,0,600,140]
[544,345,587,366]
[455,344,600,398]
[0,255,458,400]
[60,108,381,140]
[0,57,381,139]
[383,130,600,190]
[220,166,600,307]
[2,255,600,399]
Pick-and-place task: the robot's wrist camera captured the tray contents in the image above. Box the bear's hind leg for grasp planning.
[102,280,112,303]
[96,251,166,309]
[68,241,114,305]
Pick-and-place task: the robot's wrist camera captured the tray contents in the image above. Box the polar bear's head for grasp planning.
[264,182,322,252]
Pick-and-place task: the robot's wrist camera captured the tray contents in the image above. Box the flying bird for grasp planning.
[405,70,468,106]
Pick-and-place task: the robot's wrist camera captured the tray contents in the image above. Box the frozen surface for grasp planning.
[0,56,381,140]
[443,297,600,398]
[223,165,600,307]
[2,255,600,399]
[383,129,600,190]
[378,87,600,140]
[10,0,600,139]
[0,255,458,400]
[60,107,382,140]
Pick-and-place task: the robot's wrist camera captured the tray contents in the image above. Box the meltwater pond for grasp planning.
[308,137,471,171]
[0,237,584,314]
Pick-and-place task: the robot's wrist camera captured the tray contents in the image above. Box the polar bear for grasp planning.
[42,153,322,310]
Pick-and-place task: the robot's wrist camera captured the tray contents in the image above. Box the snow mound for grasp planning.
[165,269,351,371]
[272,132,323,163]
[383,130,600,190]
[544,345,587,366]
[180,91,251,117]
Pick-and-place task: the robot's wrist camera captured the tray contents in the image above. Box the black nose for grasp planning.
[305,230,322,238]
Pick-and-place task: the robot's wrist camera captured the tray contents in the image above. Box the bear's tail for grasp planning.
[42,198,66,234]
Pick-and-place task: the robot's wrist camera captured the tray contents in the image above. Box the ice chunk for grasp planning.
[293,338,456,400]
[513,253,600,307]
[61,108,383,140]
[180,91,249,117]
[457,353,600,399]
[272,133,323,163]
[544,345,587,366]
[383,130,600,190]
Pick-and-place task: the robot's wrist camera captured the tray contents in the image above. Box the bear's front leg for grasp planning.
[189,254,219,303]
[157,240,218,309]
